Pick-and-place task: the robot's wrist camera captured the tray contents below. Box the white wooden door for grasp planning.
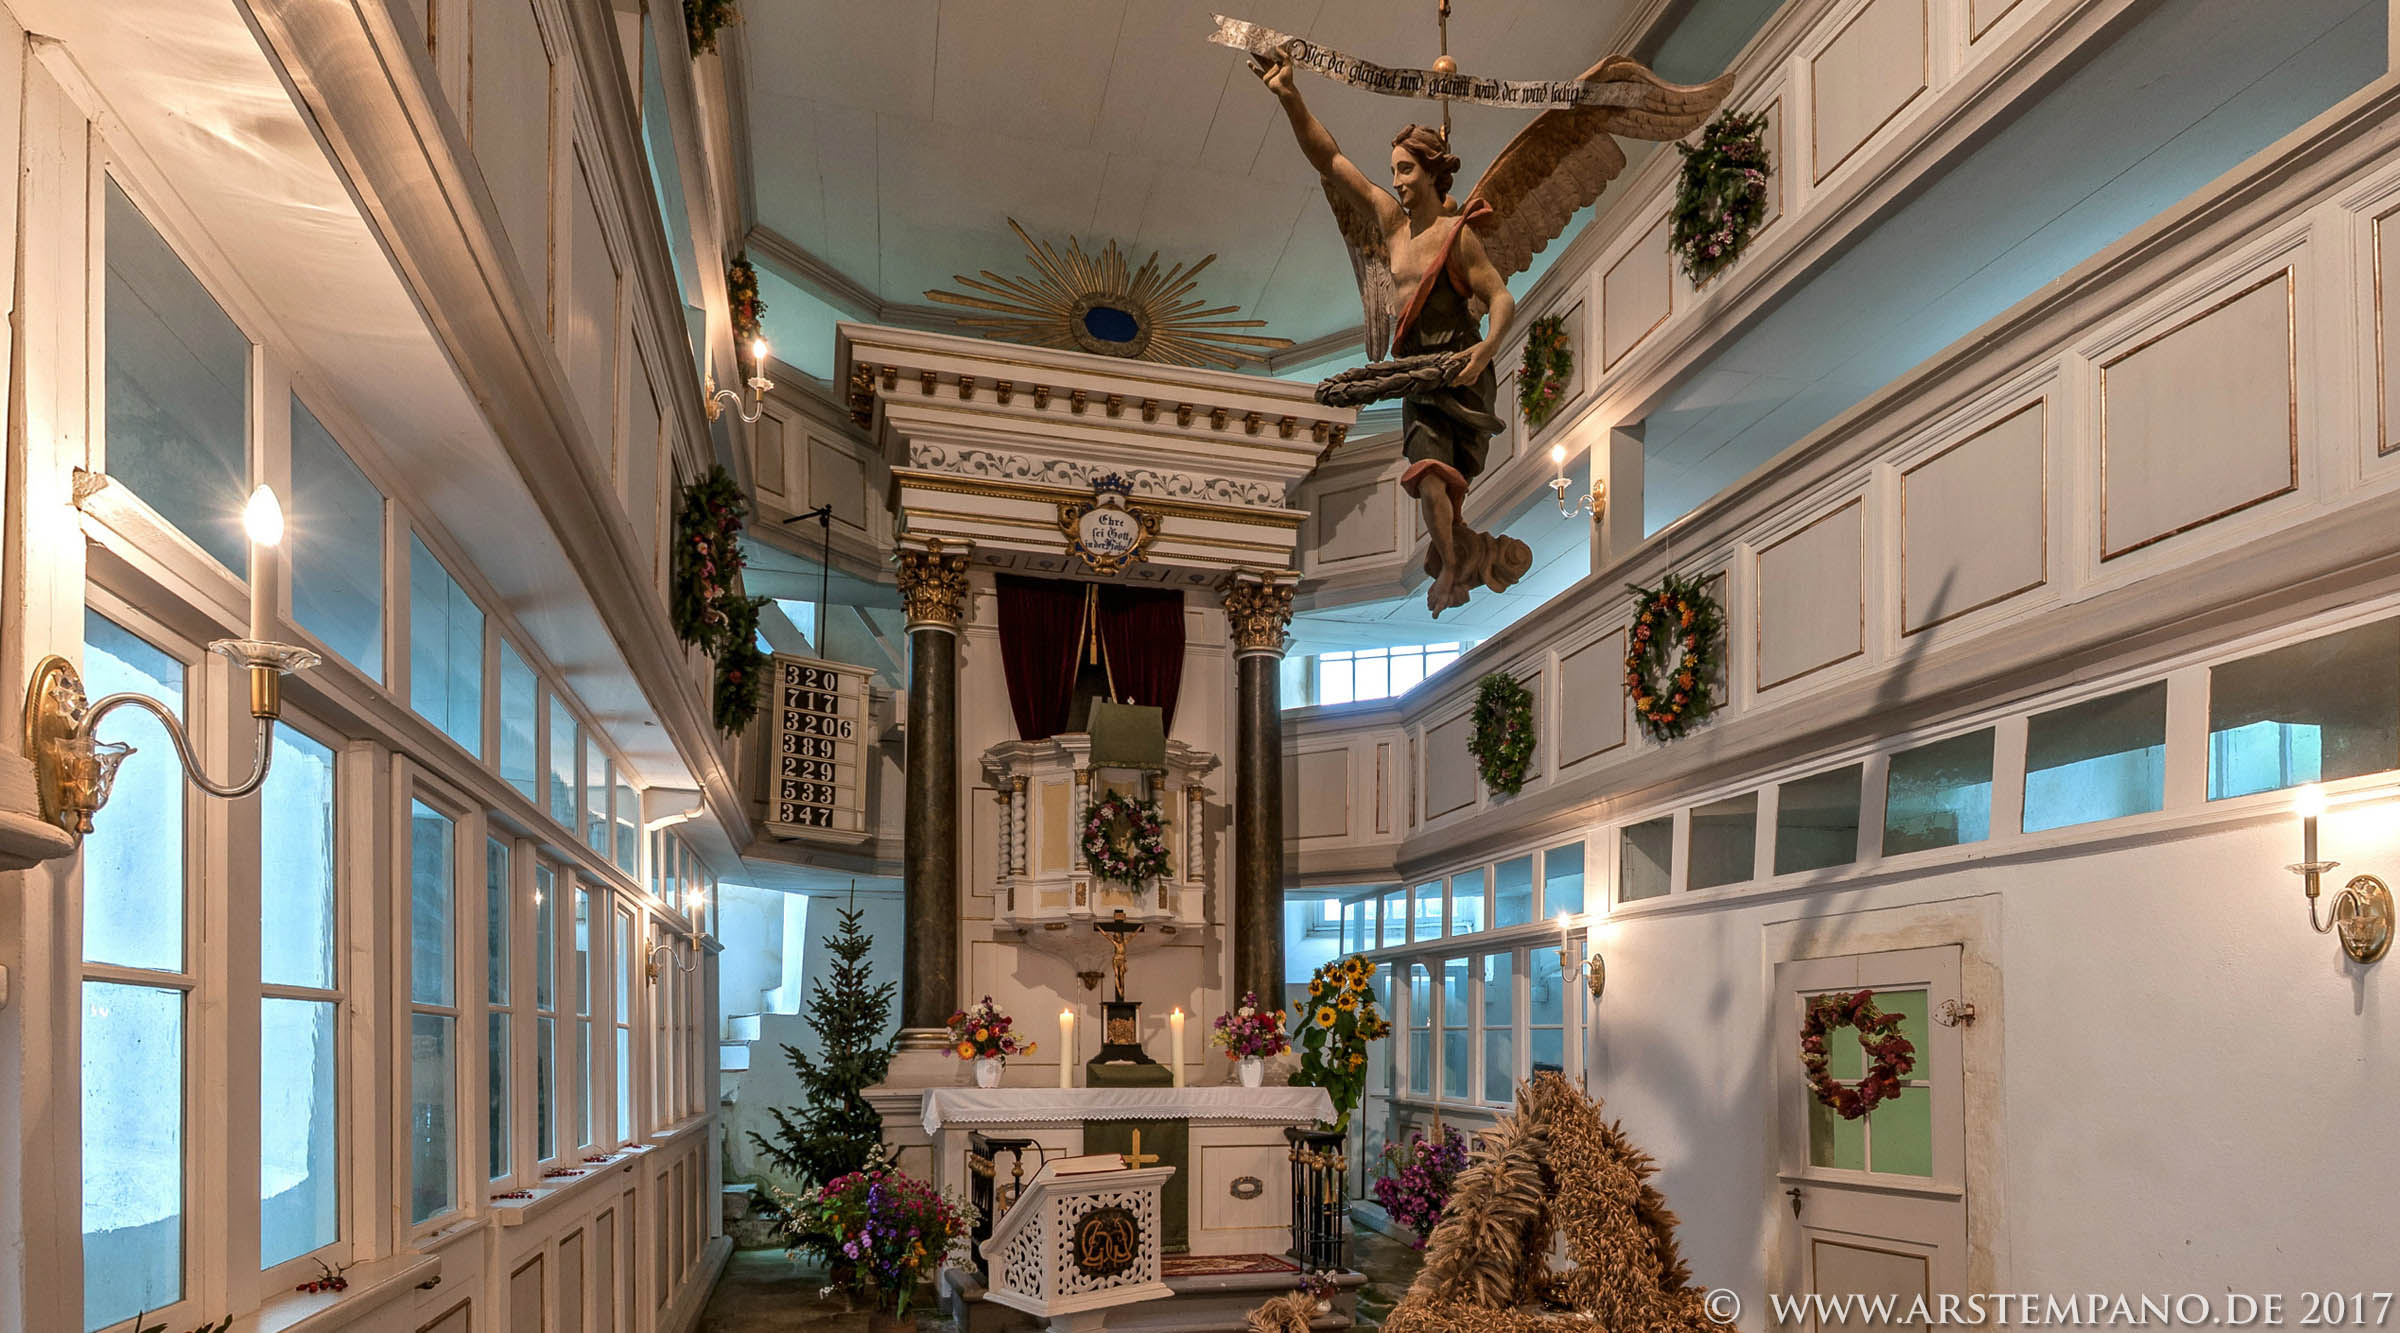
[1774,946,1966,1333]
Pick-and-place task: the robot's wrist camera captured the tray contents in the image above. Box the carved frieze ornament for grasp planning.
[1058,474,1163,576]
[1222,577,1297,656]
[895,543,973,629]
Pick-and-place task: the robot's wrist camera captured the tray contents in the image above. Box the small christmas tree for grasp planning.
[749,890,897,1188]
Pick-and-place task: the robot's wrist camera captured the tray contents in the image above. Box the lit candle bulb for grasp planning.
[1550,443,1566,469]
[2297,783,2326,868]
[1169,1007,1186,1088]
[1059,1008,1076,1088]
[244,485,284,643]
[751,337,769,372]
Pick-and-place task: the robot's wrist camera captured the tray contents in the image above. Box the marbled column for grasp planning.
[896,542,972,1047]
[1223,575,1296,1011]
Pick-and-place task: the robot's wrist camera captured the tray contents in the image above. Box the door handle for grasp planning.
[1786,1186,1804,1216]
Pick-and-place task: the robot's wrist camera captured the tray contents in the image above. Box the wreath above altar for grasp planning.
[1082,792,1171,888]
[1624,571,1723,743]
[1800,989,1918,1120]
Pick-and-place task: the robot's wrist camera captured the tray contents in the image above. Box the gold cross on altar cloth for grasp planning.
[1120,1129,1160,1170]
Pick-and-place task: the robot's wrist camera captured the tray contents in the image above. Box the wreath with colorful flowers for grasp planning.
[727,252,766,348]
[1081,792,1171,887]
[1799,989,1917,1120]
[1467,671,1537,797]
[1670,109,1773,287]
[672,465,749,653]
[1623,571,1723,742]
[1516,314,1573,433]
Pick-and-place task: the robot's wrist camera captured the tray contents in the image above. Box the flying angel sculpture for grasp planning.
[1250,44,1732,615]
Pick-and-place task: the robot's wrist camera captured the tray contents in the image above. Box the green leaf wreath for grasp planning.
[1289,955,1390,1133]
[712,594,769,734]
[684,0,738,54]
[1467,671,1537,797]
[1624,571,1723,742]
[1516,313,1573,432]
[728,252,766,348]
[1081,792,1171,887]
[671,466,770,733]
[1669,109,1772,287]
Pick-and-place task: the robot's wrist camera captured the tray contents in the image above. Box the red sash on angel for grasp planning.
[1390,197,1492,351]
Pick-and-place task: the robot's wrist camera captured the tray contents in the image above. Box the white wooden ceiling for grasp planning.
[740,0,1646,353]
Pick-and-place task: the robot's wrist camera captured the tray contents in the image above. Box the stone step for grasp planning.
[720,1041,752,1072]
[726,1013,762,1042]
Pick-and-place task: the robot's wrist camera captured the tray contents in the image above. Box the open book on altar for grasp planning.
[1034,1153,1128,1180]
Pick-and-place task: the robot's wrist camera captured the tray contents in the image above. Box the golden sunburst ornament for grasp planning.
[924,219,1293,370]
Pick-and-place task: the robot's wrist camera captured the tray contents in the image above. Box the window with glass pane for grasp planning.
[1543,843,1584,917]
[1775,765,1862,875]
[1439,958,1470,1100]
[84,983,185,1329]
[1368,964,1394,1096]
[486,837,512,1181]
[290,399,384,679]
[408,537,483,755]
[499,642,538,801]
[2208,619,2400,801]
[1381,889,1407,947]
[1406,963,1432,1096]
[615,778,638,873]
[586,745,611,855]
[1883,730,1994,856]
[2024,683,2168,832]
[1689,793,1758,890]
[1343,900,1365,952]
[615,910,635,1139]
[1527,946,1565,1074]
[1412,880,1444,939]
[1480,953,1515,1103]
[1493,856,1534,928]
[575,884,594,1147]
[408,801,457,1224]
[1447,873,1483,935]
[84,614,186,970]
[1620,816,1673,902]
[260,728,339,1268]
[549,697,579,829]
[1805,988,1932,1177]
[535,863,558,1164]
[104,177,249,571]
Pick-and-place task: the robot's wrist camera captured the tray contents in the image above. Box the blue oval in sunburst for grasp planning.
[1080,303,1142,345]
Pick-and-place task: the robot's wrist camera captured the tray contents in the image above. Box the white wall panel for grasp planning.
[1901,401,2047,634]
[565,150,621,467]
[1424,714,1475,818]
[1810,0,1927,182]
[1558,631,1628,766]
[1603,231,1671,371]
[1283,747,1353,839]
[1754,499,1864,690]
[469,0,551,306]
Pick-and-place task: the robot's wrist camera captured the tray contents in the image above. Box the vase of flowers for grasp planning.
[770,1147,977,1320]
[1370,1125,1469,1247]
[1290,955,1392,1133]
[1211,991,1288,1088]
[947,996,1033,1088]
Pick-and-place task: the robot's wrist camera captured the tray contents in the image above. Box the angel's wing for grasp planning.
[1323,179,1400,361]
[1467,57,1736,283]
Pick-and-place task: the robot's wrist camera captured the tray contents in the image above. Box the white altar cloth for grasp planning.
[921,1086,1334,1135]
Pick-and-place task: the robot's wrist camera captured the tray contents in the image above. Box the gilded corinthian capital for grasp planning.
[1222,576,1297,657]
[895,543,973,629]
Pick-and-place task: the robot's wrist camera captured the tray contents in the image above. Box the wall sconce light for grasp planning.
[704,337,775,424]
[646,940,697,981]
[2286,784,2394,964]
[23,485,319,841]
[1547,444,1604,522]
[1560,911,1604,1004]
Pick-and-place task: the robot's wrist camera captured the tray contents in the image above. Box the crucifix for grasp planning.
[1119,1129,1161,1171]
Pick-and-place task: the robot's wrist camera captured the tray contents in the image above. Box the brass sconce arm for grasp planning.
[1550,472,1605,522]
[80,690,276,799]
[645,941,697,981]
[2285,785,2394,965]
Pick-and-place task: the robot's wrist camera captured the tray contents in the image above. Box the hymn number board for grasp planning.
[764,655,871,843]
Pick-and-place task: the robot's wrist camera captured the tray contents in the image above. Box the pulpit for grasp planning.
[982,1160,1175,1332]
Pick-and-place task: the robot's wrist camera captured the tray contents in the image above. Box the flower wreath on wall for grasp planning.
[1623,571,1723,742]
[728,252,766,348]
[671,465,770,732]
[684,0,738,55]
[1799,989,1917,1120]
[1516,313,1573,433]
[711,593,769,734]
[1082,792,1171,888]
[1467,671,1536,797]
[1669,109,1773,287]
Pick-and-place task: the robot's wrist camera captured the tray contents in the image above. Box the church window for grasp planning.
[574,883,595,1148]
[1414,880,1447,939]
[1480,952,1516,1104]
[533,862,560,1166]
[103,176,252,573]
[407,798,462,1226]
[1804,987,1933,1178]
[2023,682,2167,832]
[1883,729,1995,856]
[80,613,191,1329]
[1446,872,1483,935]
[1493,855,1536,929]
[485,836,513,1182]
[1439,958,1471,1101]
[1406,963,1433,1097]
[290,398,386,681]
[1527,946,1567,1076]
[408,536,484,756]
[585,744,611,856]
[1381,888,1408,946]
[1303,643,1469,708]
[1543,842,1585,916]
[1775,764,1862,875]
[550,697,581,829]
[1690,793,1759,890]
[260,727,342,1269]
[1620,815,1674,902]
[614,777,639,874]
[2207,617,2400,800]
[1343,899,1369,951]
[499,641,539,802]
[614,908,636,1141]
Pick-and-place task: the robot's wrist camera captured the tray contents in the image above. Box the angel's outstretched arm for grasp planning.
[1252,49,1389,227]
[1452,226,1515,386]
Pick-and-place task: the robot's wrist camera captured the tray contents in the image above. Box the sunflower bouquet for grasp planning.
[1290,955,1391,1132]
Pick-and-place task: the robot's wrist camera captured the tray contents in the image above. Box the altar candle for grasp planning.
[1059,1008,1075,1088]
[1169,1008,1186,1087]
[243,485,284,643]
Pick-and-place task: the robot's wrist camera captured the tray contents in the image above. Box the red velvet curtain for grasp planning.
[996,575,1187,740]
[996,575,1084,741]
[1097,584,1185,733]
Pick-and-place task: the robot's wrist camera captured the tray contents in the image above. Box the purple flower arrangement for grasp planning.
[1210,991,1291,1060]
[1371,1125,1469,1247]
[774,1148,977,1316]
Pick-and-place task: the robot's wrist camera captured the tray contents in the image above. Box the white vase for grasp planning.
[1238,1056,1264,1088]
[974,1057,1003,1088]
